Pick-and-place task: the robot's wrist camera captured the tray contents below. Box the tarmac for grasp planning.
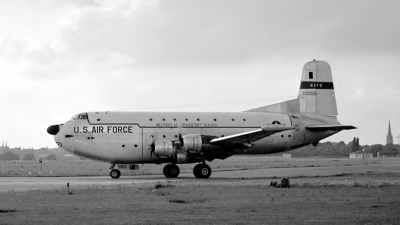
[1,159,399,192]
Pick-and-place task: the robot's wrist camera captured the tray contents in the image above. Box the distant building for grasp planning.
[349,150,373,158]
[0,140,9,150]
[377,151,399,157]
[379,120,400,157]
[387,121,393,145]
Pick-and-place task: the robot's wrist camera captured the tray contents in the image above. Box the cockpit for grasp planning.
[72,113,88,120]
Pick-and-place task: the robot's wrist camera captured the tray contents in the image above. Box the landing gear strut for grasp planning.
[163,164,180,178]
[193,163,212,178]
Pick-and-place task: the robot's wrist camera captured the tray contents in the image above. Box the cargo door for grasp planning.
[93,124,142,163]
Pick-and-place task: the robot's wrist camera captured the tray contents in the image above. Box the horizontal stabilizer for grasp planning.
[306,125,356,131]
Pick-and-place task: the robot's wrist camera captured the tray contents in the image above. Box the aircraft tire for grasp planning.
[110,169,121,179]
[193,164,211,178]
[193,164,201,178]
[163,164,180,178]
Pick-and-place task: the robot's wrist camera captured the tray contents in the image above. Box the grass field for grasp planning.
[1,156,400,224]
[0,175,399,225]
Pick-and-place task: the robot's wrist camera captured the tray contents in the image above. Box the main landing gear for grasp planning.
[162,162,212,179]
[193,163,212,178]
[163,164,180,178]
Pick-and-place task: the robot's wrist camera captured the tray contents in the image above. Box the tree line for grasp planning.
[0,152,57,161]
[289,137,399,157]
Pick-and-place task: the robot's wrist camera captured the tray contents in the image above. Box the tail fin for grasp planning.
[246,60,338,117]
[299,60,337,116]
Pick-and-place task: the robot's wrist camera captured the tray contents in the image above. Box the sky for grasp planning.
[0,0,399,148]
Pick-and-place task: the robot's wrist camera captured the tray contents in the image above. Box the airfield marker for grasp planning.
[39,158,42,173]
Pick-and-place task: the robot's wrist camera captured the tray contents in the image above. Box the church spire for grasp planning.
[387,121,393,145]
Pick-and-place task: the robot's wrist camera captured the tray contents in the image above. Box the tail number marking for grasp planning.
[302,91,317,96]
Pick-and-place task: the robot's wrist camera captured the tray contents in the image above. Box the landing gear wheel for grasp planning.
[163,164,180,178]
[193,164,212,178]
[110,169,121,179]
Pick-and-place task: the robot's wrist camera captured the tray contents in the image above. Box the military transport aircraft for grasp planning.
[47,60,355,179]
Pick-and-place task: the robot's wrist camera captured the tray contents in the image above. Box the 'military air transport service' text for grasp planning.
[47,60,355,179]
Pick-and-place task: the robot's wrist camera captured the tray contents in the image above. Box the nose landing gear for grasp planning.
[110,169,121,179]
[109,163,121,179]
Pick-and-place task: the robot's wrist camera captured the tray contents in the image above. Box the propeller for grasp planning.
[178,133,184,147]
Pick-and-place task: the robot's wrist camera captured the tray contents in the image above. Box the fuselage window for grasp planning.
[309,72,313,79]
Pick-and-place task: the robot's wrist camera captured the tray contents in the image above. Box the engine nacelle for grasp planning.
[153,134,220,160]
[153,140,176,158]
[182,134,203,153]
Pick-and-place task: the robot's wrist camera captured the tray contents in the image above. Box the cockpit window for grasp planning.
[79,114,88,120]
[72,113,88,120]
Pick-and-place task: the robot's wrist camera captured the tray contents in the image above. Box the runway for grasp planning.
[1,158,399,192]
[0,176,172,192]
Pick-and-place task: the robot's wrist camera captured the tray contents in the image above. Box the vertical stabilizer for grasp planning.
[245,60,338,117]
[299,60,337,116]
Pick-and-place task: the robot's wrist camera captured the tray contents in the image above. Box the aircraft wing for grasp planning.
[306,125,356,131]
[209,125,295,147]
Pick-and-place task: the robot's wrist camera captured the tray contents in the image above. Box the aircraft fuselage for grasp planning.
[53,111,339,164]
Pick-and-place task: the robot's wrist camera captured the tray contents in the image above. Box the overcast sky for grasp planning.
[0,0,399,148]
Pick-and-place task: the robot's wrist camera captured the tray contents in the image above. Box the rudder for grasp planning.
[299,60,337,116]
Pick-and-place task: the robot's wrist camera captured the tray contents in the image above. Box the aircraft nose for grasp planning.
[47,124,61,135]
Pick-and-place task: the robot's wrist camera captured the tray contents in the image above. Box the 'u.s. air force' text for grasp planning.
[74,126,133,134]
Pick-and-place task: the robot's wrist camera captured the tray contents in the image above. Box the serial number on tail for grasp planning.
[302,91,317,96]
